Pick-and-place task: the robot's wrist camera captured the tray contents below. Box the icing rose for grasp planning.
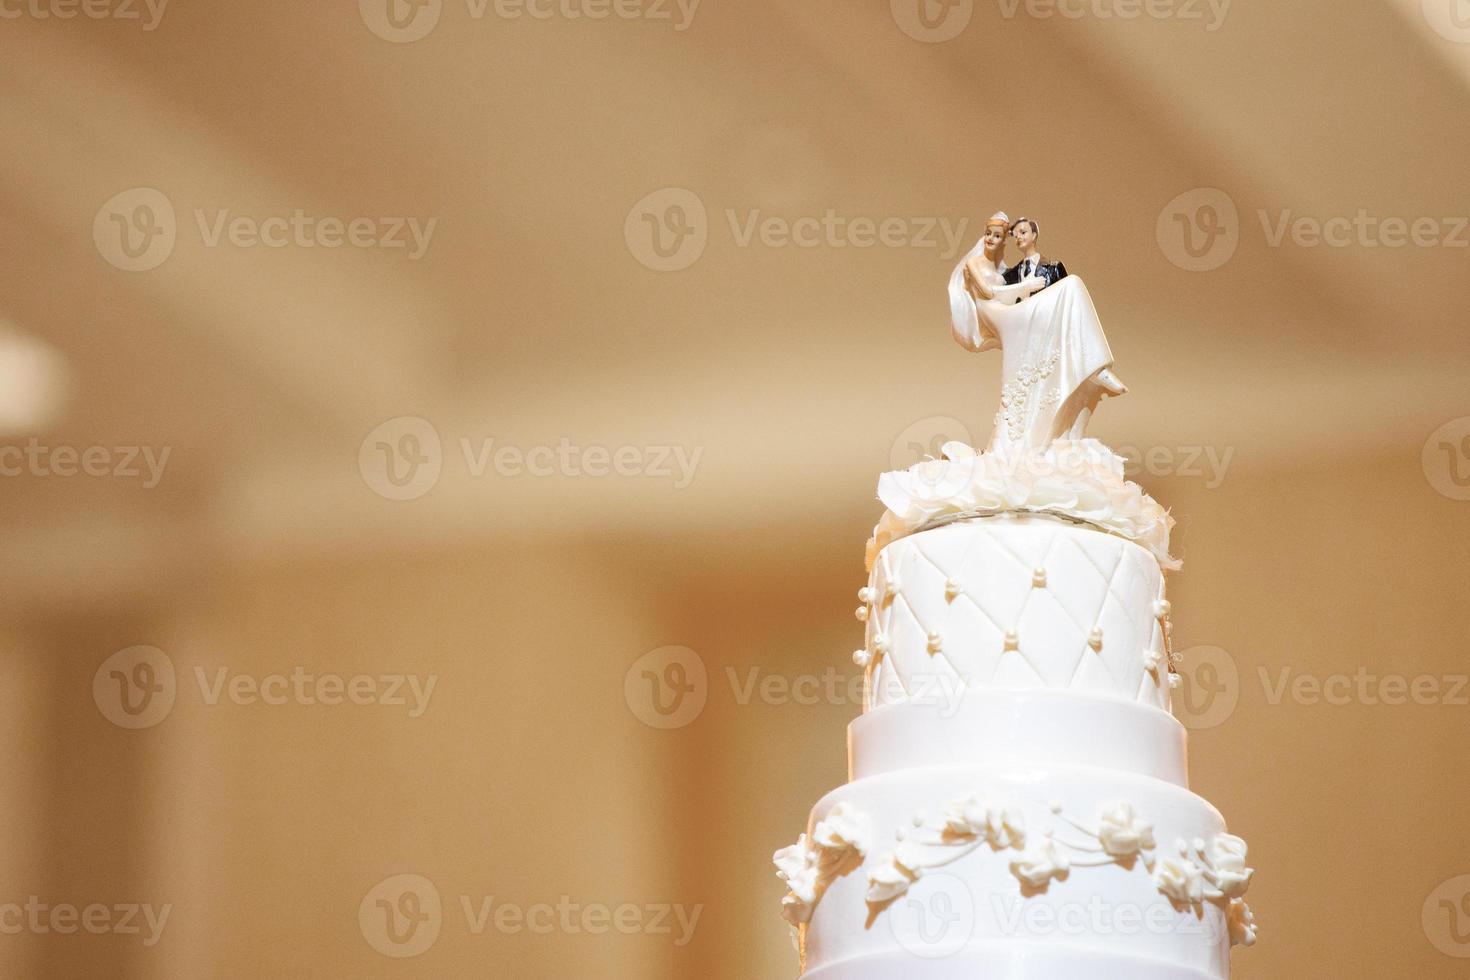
[1207,833,1254,899]
[941,796,989,838]
[940,797,1025,849]
[1154,855,1207,905]
[1010,837,1070,889]
[866,854,919,903]
[774,805,871,925]
[865,438,1178,571]
[812,804,872,856]
[1097,802,1156,858]
[986,807,1026,849]
[1226,899,1258,947]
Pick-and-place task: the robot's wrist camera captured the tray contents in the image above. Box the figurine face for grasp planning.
[983,225,1006,250]
[1012,221,1037,253]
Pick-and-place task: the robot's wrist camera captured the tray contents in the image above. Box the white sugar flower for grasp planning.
[941,796,989,838]
[986,807,1026,850]
[1226,899,1258,947]
[866,854,918,903]
[1207,834,1253,899]
[1154,855,1207,905]
[812,804,871,857]
[1010,837,1069,890]
[1097,802,1156,858]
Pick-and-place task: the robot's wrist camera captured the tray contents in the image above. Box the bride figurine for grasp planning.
[948,212,1127,455]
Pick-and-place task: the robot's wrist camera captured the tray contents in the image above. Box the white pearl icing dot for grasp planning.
[855,605,868,622]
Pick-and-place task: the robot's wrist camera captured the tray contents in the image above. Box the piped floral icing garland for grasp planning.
[778,798,1256,947]
[865,438,1178,572]
[773,804,871,926]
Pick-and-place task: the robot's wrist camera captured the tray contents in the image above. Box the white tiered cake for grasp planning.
[773,217,1256,978]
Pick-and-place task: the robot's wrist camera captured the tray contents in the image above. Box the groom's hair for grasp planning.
[1010,217,1039,236]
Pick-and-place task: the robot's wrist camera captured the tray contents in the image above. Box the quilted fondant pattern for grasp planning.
[863,517,1170,710]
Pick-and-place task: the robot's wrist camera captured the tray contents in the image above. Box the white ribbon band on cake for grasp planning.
[865,438,1179,572]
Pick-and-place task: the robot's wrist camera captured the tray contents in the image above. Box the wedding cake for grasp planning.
[772,215,1256,978]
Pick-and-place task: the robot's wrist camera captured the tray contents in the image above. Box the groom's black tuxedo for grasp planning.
[1004,256,1068,293]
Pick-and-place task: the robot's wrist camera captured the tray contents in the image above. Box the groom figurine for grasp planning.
[1003,217,1067,294]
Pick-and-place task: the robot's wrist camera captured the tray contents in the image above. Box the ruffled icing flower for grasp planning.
[1154,855,1207,905]
[866,854,919,903]
[812,804,872,855]
[1226,899,1258,947]
[773,804,870,925]
[941,796,989,838]
[865,438,1178,571]
[1096,802,1156,858]
[1010,837,1069,890]
[939,797,1026,849]
[1206,834,1254,899]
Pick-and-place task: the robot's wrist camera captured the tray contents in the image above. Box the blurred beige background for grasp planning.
[0,0,1468,976]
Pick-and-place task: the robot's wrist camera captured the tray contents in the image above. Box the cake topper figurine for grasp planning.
[948,212,1128,454]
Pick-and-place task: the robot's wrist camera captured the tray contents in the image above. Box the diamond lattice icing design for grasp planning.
[865,519,1169,709]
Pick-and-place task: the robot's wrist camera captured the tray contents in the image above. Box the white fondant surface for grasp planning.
[848,689,1189,786]
[803,765,1229,979]
[863,517,1171,711]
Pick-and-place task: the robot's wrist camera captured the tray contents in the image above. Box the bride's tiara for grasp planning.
[985,211,1010,230]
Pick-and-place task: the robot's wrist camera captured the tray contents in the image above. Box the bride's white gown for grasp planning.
[951,274,1115,455]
